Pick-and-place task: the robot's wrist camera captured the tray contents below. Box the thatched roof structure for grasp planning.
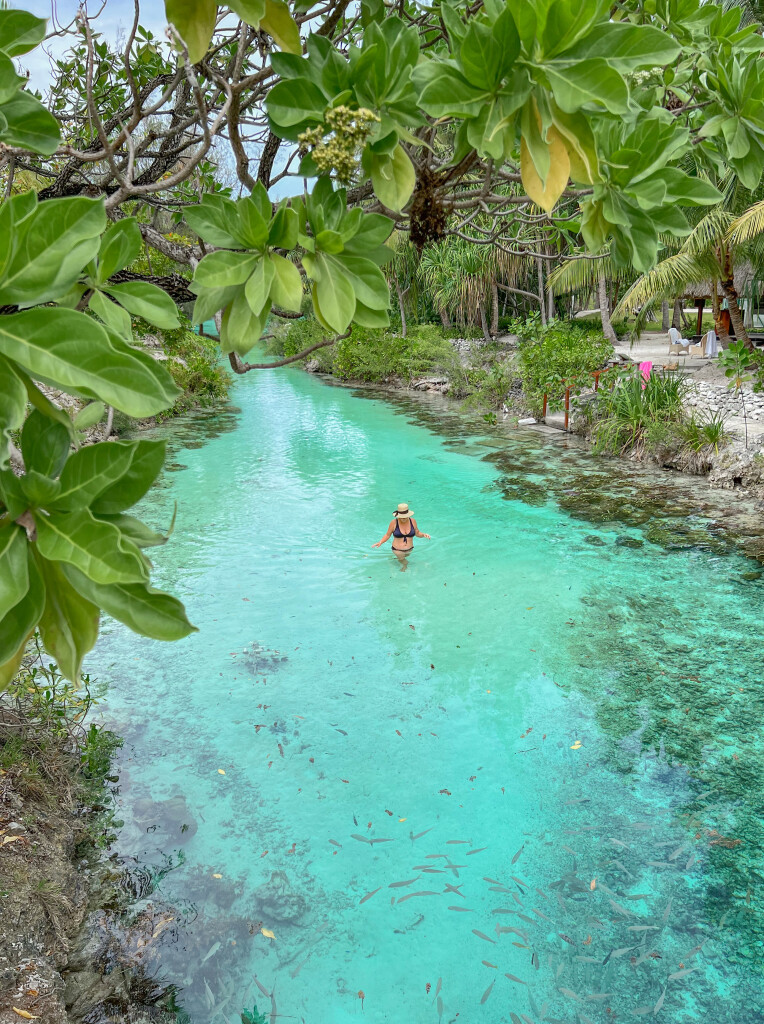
[681,262,760,301]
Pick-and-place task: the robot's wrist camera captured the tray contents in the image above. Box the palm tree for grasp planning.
[546,248,636,344]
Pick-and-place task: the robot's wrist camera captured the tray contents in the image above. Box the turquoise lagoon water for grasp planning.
[85,368,764,1023]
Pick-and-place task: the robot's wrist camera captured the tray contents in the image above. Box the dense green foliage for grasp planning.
[517,322,614,412]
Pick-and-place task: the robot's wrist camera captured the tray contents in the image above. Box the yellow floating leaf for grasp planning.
[213,873,223,878]
[590,878,596,891]
[13,1010,39,1020]
[570,741,582,750]
[261,927,276,939]
[217,769,226,775]
[398,818,407,822]
[520,129,570,214]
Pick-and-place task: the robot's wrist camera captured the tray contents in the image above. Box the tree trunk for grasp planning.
[490,280,499,337]
[439,305,451,329]
[536,258,546,326]
[720,249,751,348]
[711,285,729,345]
[672,298,683,330]
[479,303,491,342]
[394,276,407,338]
[661,299,670,331]
[597,273,618,346]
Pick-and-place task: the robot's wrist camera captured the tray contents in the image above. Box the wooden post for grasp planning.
[594,372,600,392]
[564,388,570,431]
[696,298,705,337]
[542,393,548,420]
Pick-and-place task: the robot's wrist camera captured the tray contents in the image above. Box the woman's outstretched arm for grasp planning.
[412,518,430,539]
[372,521,396,548]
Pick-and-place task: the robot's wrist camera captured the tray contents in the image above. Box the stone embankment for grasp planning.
[685,380,764,421]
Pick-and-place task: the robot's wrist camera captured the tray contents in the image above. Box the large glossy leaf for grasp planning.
[103,281,180,329]
[0,550,44,683]
[35,554,99,682]
[90,440,166,514]
[35,508,148,585]
[0,9,47,57]
[194,251,260,289]
[0,90,60,154]
[412,62,488,118]
[20,408,70,479]
[56,441,142,511]
[312,264,356,333]
[370,145,415,213]
[0,308,179,417]
[544,60,629,115]
[560,21,681,71]
[261,0,301,54]
[521,129,570,213]
[266,78,327,132]
[93,512,170,549]
[229,0,266,25]
[191,285,241,324]
[185,196,243,248]
[332,255,389,309]
[0,197,106,305]
[64,565,197,641]
[97,219,143,281]
[164,0,217,63]
[89,288,132,340]
[0,52,22,105]
[269,253,303,311]
[0,354,26,470]
[269,206,298,249]
[244,256,276,316]
[0,525,28,622]
[220,289,264,356]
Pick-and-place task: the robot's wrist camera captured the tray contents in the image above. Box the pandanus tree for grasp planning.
[2,0,764,681]
[547,248,637,344]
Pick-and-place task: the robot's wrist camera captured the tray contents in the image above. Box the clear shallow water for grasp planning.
[86,368,764,1023]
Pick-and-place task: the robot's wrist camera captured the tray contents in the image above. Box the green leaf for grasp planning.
[164,0,217,63]
[21,469,61,507]
[312,262,356,333]
[194,251,260,289]
[332,255,389,309]
[97,219,143,281]
[268,206,298,249]
[35,508,148,585]
[269,253,303,311]
[56,440,141,511]
[63,565,196,642]
[0,549,44,678]
[228,0,266,25]
[35,553,99,682]
[89,288,132,340]
[21,409,70,479]
[370,145,415,213]
[0,197,106,306]
[102,281,181,329]
[244,256,276,315]
[0,10,47,57]
[314,229,344,254]
[236,195,270,249]
[0,90,60,155]
[0,309,179,418]
[220,290,264,356]
[0,53,23,105]
[342,213,394,253]
[266,78,326,132]
[191,285,240,324]
[544,59,629,115]
[93,512,170,549]
[21,373,75,440]
[461,13,518,91]
[559,21,681,71]
[73,401,105,431]
[0,466,26,519]
[0,354,26,470]
[412,62,489,118]
[185,195,243,248]
[352,300,390,328]
[0,525,28,622]
[90,440,166,514]
[261,0,302,54]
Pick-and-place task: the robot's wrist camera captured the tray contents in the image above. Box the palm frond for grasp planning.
[729,200,764,244]
[613,252,716,317]
[547,249,614,294]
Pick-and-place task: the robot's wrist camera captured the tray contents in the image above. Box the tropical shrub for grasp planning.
[517,323,614,413]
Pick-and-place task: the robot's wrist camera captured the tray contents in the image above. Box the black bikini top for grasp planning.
[393,518,415,538]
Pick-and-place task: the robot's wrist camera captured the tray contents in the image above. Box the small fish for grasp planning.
[609,899,634,918]
[628,925,659,932]
[329,839,342,848]
[511,844,525,864]
[686,853,697,870]
[512,876,529,888]
[516,913,535,923]
[254,976,270,997]
[511,892,525,906]
[668,844,686,861]
[200,941,221,964]
[654,987,667,1013]
[480,979,495,1004]
[426,853,447,859]
[448,905,474,912]
[359,887,381,904]
[532,908,552,921]
[397,890,439,903]
[586,992,612,1001]
[370,838,395,845]
[422,868,446,874]
[483,876,502,884]
[669,967,698,981]
[482,960,497,969]
[466,847,487,856]
[498,926,529,940]
[490,885,512,893]
[351,834,371,844]
[505,973,527,985]
[531,951,539,970]
[433,977,442,1002]
[558,987,582,1002]
[491,908,515,915]
[389,876,420,888]
[334,729,347,736]
[444,883,463,896]
[437,995,443,1019]
[558,933,576,946]
[411,828,433,840]
[662,896,674,922]
[446,840,470,844]
[472,929,496,943]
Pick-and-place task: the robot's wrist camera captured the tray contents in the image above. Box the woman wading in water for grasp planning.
[372,503,430,568]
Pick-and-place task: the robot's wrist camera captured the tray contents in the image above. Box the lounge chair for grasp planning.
[667,327,689,355]
[702,329,720,357]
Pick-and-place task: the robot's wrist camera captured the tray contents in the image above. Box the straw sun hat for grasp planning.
[393,503,413,518]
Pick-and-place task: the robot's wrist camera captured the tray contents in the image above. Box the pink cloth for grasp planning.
[639,361,653,389]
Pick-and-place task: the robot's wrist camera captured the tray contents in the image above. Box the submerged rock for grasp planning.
[615,535,644,548]
[583,535,606,546]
